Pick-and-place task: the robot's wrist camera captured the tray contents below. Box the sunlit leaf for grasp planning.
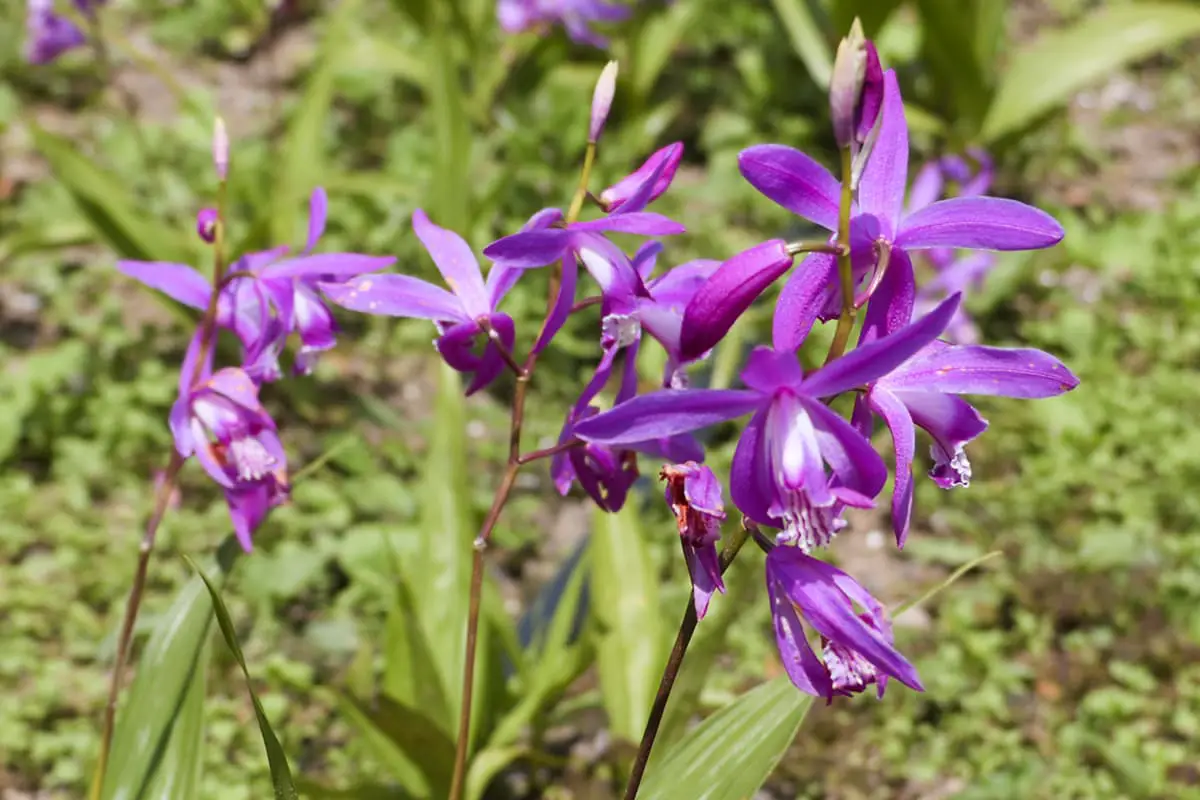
[982,3,1200,142]
[427,2,472,230]
[915,0,992,127]
[628,0,701,103]
[465,745,529,800]
[188,557,297,799]
[136,640,208,800]
[335,694,455,798]
[638,676,813,800]
[769,0,832,88]
[101,538,241,800]
[591,502,666,742]
[27,123,191,264]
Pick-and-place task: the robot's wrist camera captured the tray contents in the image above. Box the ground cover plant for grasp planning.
[3,1,1200,798]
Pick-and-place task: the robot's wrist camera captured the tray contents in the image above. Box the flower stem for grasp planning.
[449,141,598,800]
[824,148,857,364]
[622,520,752,800]
[89,450,185,800]
[516,438,582,466]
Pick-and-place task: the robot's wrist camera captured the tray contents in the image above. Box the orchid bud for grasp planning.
[599,142,683,212]
[589,60,618,143]
[829,19,883,154]
[196,208,219,243]
[661,462,726,619]
[213,117,229,181]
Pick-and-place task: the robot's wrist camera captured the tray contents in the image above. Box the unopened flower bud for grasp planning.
[661,462,726,619]
[196,208,219,243]
[599,142,683,212]
[213,116,229,181]
[589,60,618,143]
[829,19,883,154]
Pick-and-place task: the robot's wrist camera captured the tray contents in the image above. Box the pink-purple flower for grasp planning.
[25,0,104,64]
[661,462,725,619]
[497,0,633,48]
[321,209,520,395]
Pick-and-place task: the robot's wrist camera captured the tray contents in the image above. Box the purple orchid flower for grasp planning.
[169,364,289,551]
[497,0,632,48]
[25,0,92,64]
[606,242,721,386]
[599,143,684,213]
[551,328,702,512]
[483,144,686,353]
[684,69,1063,360]
[850,257,1079,547]
[661,462,725,619]
[767,546,921,700]
[575,293,961,550]
[320,210,520,395]
[116,188,393,380]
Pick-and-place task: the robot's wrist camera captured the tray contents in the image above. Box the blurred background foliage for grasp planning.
[2,0,1200,797]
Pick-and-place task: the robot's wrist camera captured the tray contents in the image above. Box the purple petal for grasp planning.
[207,367,266,416]
[483,229,571,268]
[265,253,395,280]
[858,248,915,345]
[437,320,485,373]
[772,252,837,353]
[232,246,290,276]
[573,389,762,446]
[885,345,1079,398]
[800,397,887,499]
[775,549,922,691]
[485,263,522,309]
[766,556,834,698]
[686,544,724,620]
[680,240,794,362]
[319,274,465,321]
[532,256,578,355]
[412,209,489,318]
[576,236,648,303]
[570,212,686,237]
[115,260,212,310]
[169,395,194,457]
[895,390,988,489]
[800,293,960,398]
[178,327,214,395]
[740,346,804,395]
[521,207,565,231]
[647,259,722,308]
[292,283,337,351]
[857,70,908,231]
[465,313,515,395]
[730,409,775,525]
[906,161,944,214]
[305,187,328,253]
[867,387,916,547]
[738,145,841,231]
[601,142,684,213]
[633,241,664,279]
[896,197,1064,252]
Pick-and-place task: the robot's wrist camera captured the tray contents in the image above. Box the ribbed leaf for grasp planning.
[188,557,297,799]
[638,676,813,800]
[629,0,701,102]
[983,3,1200,141]
[27,123,190,263]
[769,0,832,88]
[591,502,665,742]
[427,2,471,231]
[916,0,992,127]
[135,641,208,800]
[336,694,456,798]
[101,537,241,800]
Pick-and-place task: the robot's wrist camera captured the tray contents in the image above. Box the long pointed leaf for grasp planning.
[188,557,297,799]
[638,676,814,800]
[769,0,832,88]
[102,537,241,800]
[982,3,1200,142]
[135,640,208,800]
[591,503,665,742]
[336,694,456,797]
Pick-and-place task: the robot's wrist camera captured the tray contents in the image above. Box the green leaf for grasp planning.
[336,694,456,798]
[638,676,813,800]
[894,550,1002,616]
[427,2,472,230]
[982,3,1200,142]
[102,538,241,800]
[26,122,191,263]
[296,779,411,800]
[382,575,451,721]
[465,745,529,800]
[137,641,208,800]
[332,693,427,796]
[488,540,592,749]
[187,557,297,800]
[271,0,355,243]
[769,0,832,88]
[591,502,665,742]
[628,0,701,103]
[829,0,903,37]
[915,0,992,127]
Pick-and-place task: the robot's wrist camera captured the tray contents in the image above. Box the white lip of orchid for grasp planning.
[931,443,972,488]
[577,246,615,292]
[230,437,276,482]
[601,312,642,349]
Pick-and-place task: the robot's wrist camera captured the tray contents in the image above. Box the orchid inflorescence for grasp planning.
[108,16,1077,754]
